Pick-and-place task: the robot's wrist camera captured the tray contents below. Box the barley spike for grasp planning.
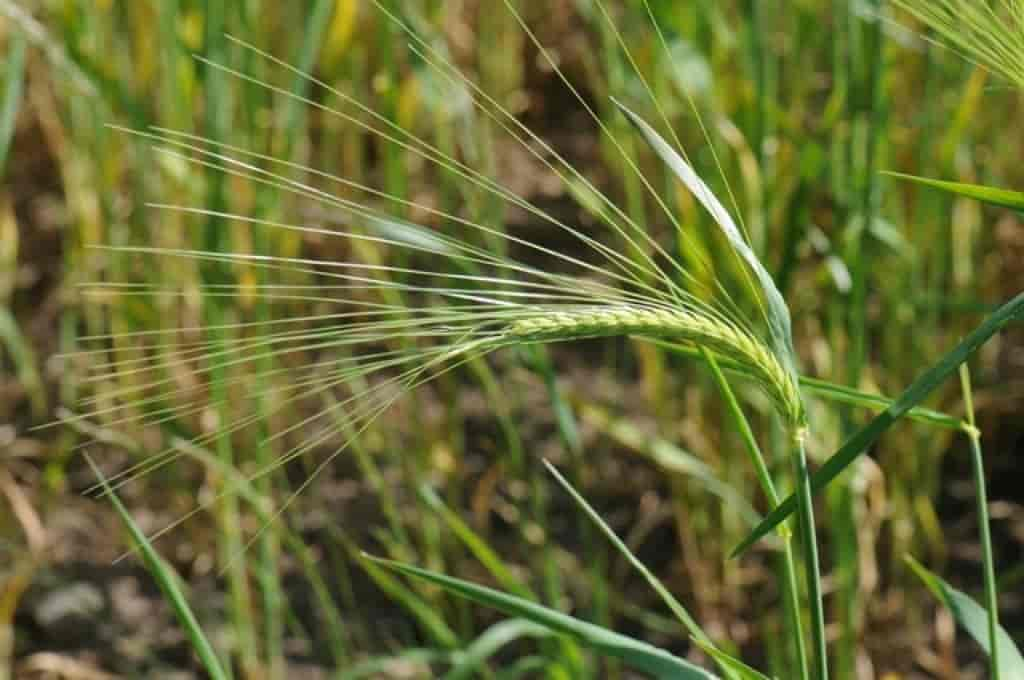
[499,305,804,425]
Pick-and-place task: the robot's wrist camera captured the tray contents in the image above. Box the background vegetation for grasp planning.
[1,1,1022,678]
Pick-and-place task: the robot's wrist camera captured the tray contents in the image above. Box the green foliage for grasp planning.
[886,171,1024,211]
[906,556,1024,678]
[5,0,1023,677]
[613,99,801,401]
[0,30,25,174]
[86,457,229,680]
[366,556,720,680]
[734,290,1024,556]
[694,640,774,680]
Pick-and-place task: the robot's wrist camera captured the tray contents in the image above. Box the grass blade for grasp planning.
[612,98,798,383]
[418,484,535,600]
[693,640,773,680]
[0,306,45,418]
[885,171,1024,211]
[364,555,719,679]
[442,619,552,680]
[541,459,710,646]
[906,556,1024,678]
[732,290,1024,557]
[85,456,229,680]
[698,349,807,680]
[346,543,460,650]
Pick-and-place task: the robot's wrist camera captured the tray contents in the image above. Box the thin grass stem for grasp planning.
[959,363,1000,680]
[702,349,809,680]
[792,430,828,680]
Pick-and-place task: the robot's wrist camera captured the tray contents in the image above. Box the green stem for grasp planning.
[959,364,1000,680]
[792,430,828,680]
[702,350,810,680]
[780,531,810,680]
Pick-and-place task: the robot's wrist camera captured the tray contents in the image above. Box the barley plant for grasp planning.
[71,8,827,675]
[4,1,1024,679]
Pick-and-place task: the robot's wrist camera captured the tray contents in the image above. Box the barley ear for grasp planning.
[503,305,804,427]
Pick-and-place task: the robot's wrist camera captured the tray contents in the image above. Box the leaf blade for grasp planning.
[542,459,709,642]
[366,556,719,679]
[885,171,1024,211]
[906,556,1024,678]
[732,290,1024,556]
[613,98,798,384]
[86,457,230,680]
[693,640,774,680]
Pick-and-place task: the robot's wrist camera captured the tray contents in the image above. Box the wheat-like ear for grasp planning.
[63,1,811,544]
[500,305,803,427]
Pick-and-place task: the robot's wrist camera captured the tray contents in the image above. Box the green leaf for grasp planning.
[542,459,708,642]
[443,619,552,680]
[366,556,719,679]
[346,541,460,649]
[0,1,101,100]
[613,98,798,382]
[0,307,45,418]
[906,556,1024,678]
[885,171,1024,211]
[733,290,1024,557]
[85,457,229,680]
[418,484,535,600]
[693,640,774,680]
[361,213,463,256]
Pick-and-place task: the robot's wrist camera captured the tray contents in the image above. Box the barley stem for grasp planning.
[960,364,1000,680]
[702,350,809,680]
[792,429,828,680]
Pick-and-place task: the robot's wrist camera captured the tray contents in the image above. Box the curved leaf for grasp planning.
[612,99,797,381]
[366,555,719,680]
[443,619,552,680]
[906,556,1024,678]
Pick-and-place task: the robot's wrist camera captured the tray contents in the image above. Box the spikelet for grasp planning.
[501,305,804,426]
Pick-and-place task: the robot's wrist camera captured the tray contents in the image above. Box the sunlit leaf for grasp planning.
[886,171,1024,211]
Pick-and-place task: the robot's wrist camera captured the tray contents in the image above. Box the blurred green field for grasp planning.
[1,1,1023,678]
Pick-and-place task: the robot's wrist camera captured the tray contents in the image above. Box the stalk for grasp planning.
[702,350,809,680]
[959,364,1000,679]
[792,429,828,680]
